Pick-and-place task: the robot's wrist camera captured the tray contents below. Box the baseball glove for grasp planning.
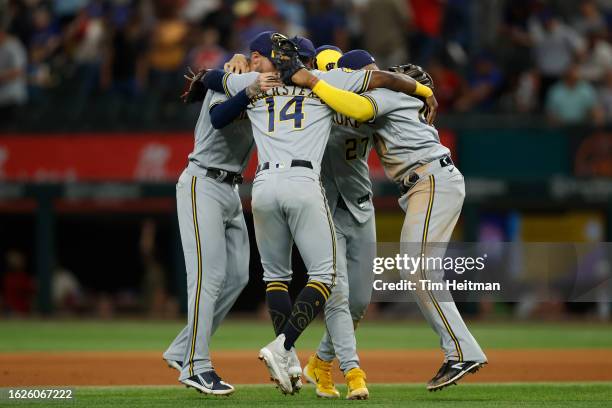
[270,33,305,85]
[181,67,208,104]
[389,64,435,89]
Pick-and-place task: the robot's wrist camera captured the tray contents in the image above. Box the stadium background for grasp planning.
[0,1,611,406]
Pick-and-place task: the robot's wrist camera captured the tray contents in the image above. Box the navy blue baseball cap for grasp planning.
[337,49,376,70]
[293,36,316,58]
[315,45,342,55]
[249,31,274,58]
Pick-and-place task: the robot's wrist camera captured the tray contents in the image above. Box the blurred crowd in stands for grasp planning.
[2,0,612,126]
[0,218,180,318]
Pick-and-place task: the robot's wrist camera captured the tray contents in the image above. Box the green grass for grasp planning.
[1,320,612,352]
[3,384,612,407]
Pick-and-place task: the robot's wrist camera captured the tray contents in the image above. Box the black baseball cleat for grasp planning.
[165,359,183,372]
[427,360,485,391]
[181,371,235,396]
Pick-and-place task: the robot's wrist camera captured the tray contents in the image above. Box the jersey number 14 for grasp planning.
[265,96,304,132]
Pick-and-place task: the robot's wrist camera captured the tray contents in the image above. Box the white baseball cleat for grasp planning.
[288,347,303,393]
[258,334,293,394]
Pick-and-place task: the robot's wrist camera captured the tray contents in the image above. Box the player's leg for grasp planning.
[314,208,372,399]
[317,212,375,363]
[177,177,233,395]
[306,220,349,398]
[163,171,195,369]
[346,214,376,325]
[258,175,336,394]
[286,177,367,399]
[163,325,188,368]
[400,168,486,391]
[251,177,294,330]
[164,201,249,371]
[282,177,336,348]
[210,208,250,334]
[316,221,349,361]
[251,176,297,393]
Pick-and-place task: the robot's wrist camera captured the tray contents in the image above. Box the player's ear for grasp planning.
[250,52,260,68]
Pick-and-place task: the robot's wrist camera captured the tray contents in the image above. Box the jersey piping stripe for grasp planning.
[363,94,378,119]
[358,70,372,94]
[420,174,463,362]
[187,176,204,376]
[319,182,337,286]
[308,280,331,299]
[222,72,232,97]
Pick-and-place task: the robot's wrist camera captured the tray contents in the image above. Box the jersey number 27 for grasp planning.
[265,96,304,132]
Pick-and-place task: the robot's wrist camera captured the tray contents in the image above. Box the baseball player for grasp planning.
[298,45,378,400]
[337,50,488,391]
[220,41,373,399]
[161,69,282,395]
[203,33,436,397]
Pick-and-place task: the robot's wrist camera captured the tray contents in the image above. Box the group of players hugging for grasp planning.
[160,31,487,400]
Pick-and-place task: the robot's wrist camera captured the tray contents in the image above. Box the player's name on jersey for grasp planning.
[249,85,321,103]
[373,279,501,292]
[333,112,363,129]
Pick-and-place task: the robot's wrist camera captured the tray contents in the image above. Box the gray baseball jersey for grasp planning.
[222,69,371,171]
[187,91,254,175]
[164,90,252,381]
[365,87,486,364]
[321,117,375,224]
[363,88,450,184]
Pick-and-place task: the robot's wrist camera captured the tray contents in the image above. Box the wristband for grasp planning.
[414,82,433,98]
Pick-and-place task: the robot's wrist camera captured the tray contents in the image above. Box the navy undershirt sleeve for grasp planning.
[209,89,250,129]
[202,69,226,94]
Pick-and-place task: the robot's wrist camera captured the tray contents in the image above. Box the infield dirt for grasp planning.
[1,349,611,386]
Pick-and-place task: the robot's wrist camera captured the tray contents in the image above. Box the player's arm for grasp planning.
[291,70,376,122]
[209,90,250,129]
[203,70,269,97]
[367,71,437,124]
[202,69,232,95]
[209,73,282,129]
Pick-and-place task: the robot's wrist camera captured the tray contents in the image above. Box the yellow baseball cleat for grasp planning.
[302,354,340,398]
[345,367,369,400]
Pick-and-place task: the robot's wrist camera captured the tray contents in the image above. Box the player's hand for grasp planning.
[246,73,282,97]
[224,54,250,74]
[290,68,318,89]
[424,94,438,125]
[259,73,282,91]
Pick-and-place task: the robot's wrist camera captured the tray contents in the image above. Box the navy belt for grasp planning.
[399,156,453,196]
[257,160,313,172]
[206,168,243,185]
